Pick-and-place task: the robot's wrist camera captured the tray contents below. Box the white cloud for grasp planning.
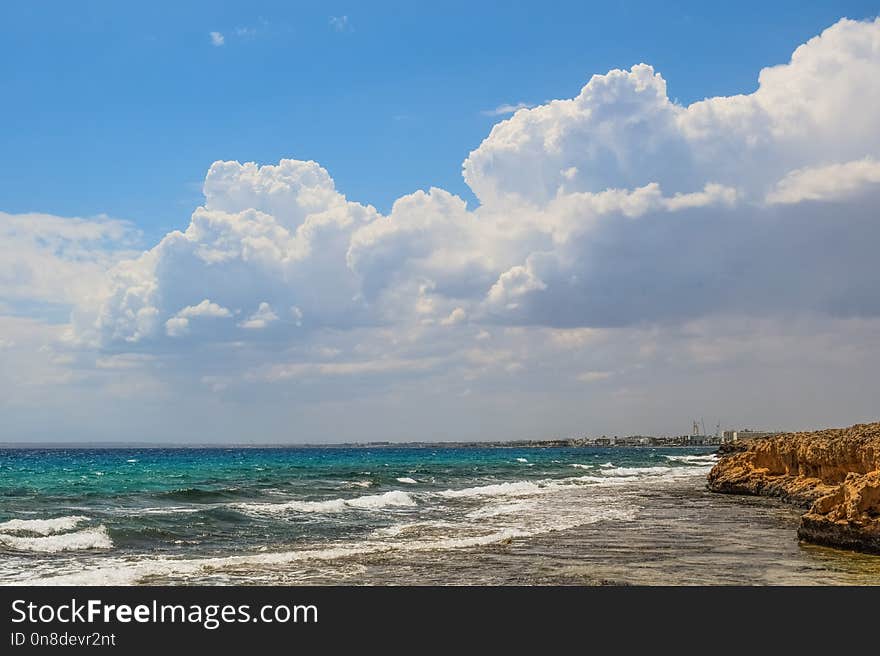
[210,31,225,47]
[164,300,232,337]
[164,316,190,337]
[481,102,534,117]
[0,211,137,310]
[766,157,880,204]
[239,302,278,329]
[79,18,880,347]
[177,299,232,319]
[94,158,379,344]
[5,17,880,441]
[441,308,466,326]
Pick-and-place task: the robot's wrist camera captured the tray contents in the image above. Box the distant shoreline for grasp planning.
[0,441,718,450]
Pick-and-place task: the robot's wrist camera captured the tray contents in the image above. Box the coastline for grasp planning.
[707,422,880,555]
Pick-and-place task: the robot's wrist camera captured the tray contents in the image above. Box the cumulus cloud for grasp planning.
[210,31,225,46]
[5,17,880,440]
[176,299,232,319]
[93,158,379,344]
[239,302,278,329]
[164,299,232,336]
[766,157,880,204]
[0,211,137,309]
[73,17,880,348]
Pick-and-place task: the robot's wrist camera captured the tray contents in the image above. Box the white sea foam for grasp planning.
[466,500,537,519]
[599,465,673,477]
[237,490,416,515]
[438,481,543,499]
[516,458,528,463]
[0,526,112,553]
[569,475,633,486]
[0,515,89,536]
[395,477,418,484]
[9,527,534,585]
[14,491,644,585]
[600,462,614,468]
[570,464,593,470]
[345,491,416,509]
[665,454,719,464]
[371,520,459,538]
[137,507,203,515]
[348,480,373,488]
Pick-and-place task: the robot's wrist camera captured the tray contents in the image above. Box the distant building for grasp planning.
[722,429,778,443]
[736,429,777,441]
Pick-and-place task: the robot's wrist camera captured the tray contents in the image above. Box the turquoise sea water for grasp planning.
[0,446,721,584]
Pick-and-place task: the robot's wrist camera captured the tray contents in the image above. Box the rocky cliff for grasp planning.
[707,422,880,554]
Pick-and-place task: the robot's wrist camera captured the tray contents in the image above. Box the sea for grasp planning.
[2,446,879,585]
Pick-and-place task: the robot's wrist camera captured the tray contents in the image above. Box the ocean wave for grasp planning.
[236,490,416,515]
[599,465,674,477]
[664,454,719,464]
[10,467,679,585]
[437,481,543,499]
[515,458,528,463]
[6,527,532,585]
[600,462,614,468]
[395,477,418,484]
[346,491,416,510]
[0,515,89,536]
[13,495,640,585]
[136,507,204,515]
[570,464,593,470]
[0,526,112,553]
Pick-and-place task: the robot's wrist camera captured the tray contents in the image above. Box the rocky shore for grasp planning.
[707,422,880,554]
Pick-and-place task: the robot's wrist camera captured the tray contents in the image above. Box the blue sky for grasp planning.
[2,1,876,242]
[3,5,880,442]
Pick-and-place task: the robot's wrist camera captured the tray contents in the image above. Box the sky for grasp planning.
[2,2,880,443]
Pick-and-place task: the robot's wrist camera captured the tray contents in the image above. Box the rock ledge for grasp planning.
[707,422,880,554]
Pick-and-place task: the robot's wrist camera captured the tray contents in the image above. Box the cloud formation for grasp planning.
[88,18,880,344]
[3,17,880,440]
[0,211,138,310]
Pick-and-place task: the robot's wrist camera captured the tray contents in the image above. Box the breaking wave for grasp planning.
[235,490,416,515]
[0,527,112,553]
[0,515,89,536]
